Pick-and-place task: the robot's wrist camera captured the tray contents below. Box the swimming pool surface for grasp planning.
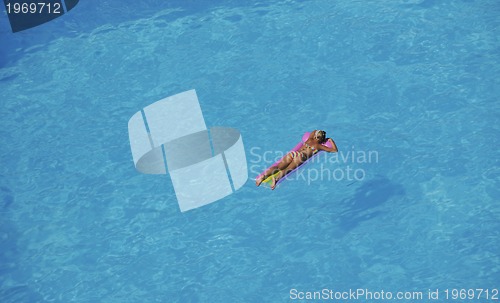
[1,0,499,302]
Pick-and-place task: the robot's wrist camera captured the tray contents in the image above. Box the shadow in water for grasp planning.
[336,177,405,235]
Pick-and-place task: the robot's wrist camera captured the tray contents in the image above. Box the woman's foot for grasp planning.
[270,176,277,190]
[256,175,264,186]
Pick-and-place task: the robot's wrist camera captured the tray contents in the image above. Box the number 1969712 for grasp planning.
[5,2,62,14]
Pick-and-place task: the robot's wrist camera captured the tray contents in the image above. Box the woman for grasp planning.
[256,130,338,190]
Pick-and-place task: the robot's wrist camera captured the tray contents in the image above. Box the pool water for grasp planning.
[0,0,499,302]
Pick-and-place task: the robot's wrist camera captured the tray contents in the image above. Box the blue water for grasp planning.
[1,0,499,302]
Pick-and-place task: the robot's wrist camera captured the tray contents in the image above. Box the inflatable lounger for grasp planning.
[258,131,333,188]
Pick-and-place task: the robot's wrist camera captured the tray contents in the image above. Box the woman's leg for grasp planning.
[256,153,295,186]
[255,165,278,186]
[270,156,303,190]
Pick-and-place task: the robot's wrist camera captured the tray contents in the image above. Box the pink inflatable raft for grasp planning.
[257,131,333,188]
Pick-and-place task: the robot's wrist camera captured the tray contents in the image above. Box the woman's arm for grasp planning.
[317,138,338,153]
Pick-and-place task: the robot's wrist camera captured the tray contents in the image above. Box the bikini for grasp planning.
[303,142,317,151]
[289,142,317,160]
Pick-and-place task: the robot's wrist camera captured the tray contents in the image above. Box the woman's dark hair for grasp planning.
[315,130,326,143]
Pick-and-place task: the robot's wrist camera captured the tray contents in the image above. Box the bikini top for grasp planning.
[303,142,316,151]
